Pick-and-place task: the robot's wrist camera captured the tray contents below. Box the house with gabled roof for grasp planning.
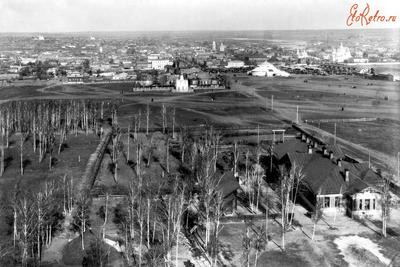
[274,137,384,219]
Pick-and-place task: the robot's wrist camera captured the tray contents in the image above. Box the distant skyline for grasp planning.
[0,0,399,32]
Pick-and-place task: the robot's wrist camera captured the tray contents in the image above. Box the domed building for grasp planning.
[331,43,352,63]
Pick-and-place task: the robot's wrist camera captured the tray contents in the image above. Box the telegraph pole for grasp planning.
[368,150,371,168]
[397,152,399,179]
[296,106,299,124]
[271,95,274,112]
[334,123,337,145]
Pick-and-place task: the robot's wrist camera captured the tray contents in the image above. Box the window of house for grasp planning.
[365,199,370,210]
[334,197,341,207]
[324,197,330,208]
[359,199,363,210]
[372,199,376,210]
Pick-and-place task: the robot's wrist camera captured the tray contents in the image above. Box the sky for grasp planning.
[0,0,399,32]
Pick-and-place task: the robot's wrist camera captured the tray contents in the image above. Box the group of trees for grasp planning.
[1,177,72,266]
[0,99,119,265]
[0,99,118,176]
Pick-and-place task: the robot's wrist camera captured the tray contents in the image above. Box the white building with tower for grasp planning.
[220,43,225,52]
[212,41,217,51]
[174,75,191,93]
[331,43,352,63]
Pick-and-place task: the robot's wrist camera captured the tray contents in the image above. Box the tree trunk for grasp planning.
[312,223,316,240]
[147,198,150,249]
[102,194,108,239]
[20,135,24,175]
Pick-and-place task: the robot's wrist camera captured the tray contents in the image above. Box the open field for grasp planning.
[238,75,400,121]
[232,75,400,173]
[308,118,400,157]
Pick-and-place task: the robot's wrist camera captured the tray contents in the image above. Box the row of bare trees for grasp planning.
[0,99,117,176]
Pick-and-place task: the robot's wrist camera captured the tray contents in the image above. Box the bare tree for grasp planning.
[126,124,130,163]
[279,169,294,250]
[311,192,323,241]
[146,103,150,135]
[19,133,28,175]
[102,193,109,239]
[172,107,176,139]
[233,141,239,177]
[288,163,305,227]
[381,177,391,237]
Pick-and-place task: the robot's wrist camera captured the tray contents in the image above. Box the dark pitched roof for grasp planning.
[300,155,345,195]
[340,161,383,193]
[216,171,240,199]
[274,139,309,161]
[283,152,382,196]
[325,144,345,159]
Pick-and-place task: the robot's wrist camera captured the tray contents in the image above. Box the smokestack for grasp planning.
[345,169,349,182]
[308,146,313,154]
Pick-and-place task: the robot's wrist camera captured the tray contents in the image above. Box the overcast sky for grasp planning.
[0,0,399,32]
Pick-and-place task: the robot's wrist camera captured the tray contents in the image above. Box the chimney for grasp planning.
[345,169,349,182]
[329,151,334,160]
[337,159,342,167]
[308,145,313,154]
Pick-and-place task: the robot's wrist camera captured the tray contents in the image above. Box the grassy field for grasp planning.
[0,132,99,196]
[309,118,400,157]
[239,75,400,121]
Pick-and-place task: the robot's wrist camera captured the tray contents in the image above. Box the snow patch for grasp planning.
[104,238,123,252]
[334,235,390,266]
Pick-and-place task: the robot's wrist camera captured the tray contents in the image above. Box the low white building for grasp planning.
[112,72,128,80]
[150,59,173,70]
[226,60,245,69]
[249,61,290,77]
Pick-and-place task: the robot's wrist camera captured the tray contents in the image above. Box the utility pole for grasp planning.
[334,123,337,145]
[296,106,299,124]
[271,95,274,112]
[397,152,399,179]
[368,150,371,169]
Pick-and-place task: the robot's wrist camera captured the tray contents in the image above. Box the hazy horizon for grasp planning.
[1,0,399,33]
